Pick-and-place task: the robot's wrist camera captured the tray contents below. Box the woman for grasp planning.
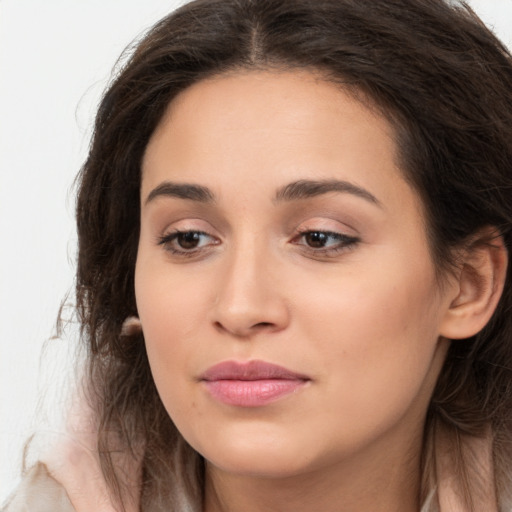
[3,0,512,510]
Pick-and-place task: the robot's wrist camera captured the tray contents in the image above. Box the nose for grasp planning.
[211,243,290,338]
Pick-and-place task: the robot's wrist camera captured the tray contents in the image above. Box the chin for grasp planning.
[204,450,315,479]
[189,424,319,478]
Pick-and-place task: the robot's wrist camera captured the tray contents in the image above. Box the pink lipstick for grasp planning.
[200,360,310,407]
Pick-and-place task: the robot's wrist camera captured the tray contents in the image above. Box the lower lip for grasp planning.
[203,379,307,407]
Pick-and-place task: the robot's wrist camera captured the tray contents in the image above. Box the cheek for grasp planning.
[136,272,212,441]
[134,254,209,399]
[292,251,445,425]
[297,256,440,348]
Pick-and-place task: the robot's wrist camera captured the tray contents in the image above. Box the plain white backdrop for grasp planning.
[0,0,511,503]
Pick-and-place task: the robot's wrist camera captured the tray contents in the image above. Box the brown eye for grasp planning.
[293,230,360,255]
[177,231,202,249]
[304,231,329,248]
[158,230,217,255]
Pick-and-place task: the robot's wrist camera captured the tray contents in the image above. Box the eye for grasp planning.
[158,230,218,255]
[292,230,359,255]
[302,231,339,248]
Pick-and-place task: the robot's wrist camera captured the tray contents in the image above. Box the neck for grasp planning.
[204,433,422,512]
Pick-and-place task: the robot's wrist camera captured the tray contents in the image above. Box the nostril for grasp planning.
[213,320,276,336]
[254,322,273,328]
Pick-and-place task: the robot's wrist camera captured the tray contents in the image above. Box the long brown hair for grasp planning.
[75,1,512,510]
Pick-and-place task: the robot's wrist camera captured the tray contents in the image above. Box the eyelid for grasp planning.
[292,215,359,236]
[155,215,222,241]
[291,235,360,262]
[157,229,215,245]
[156,225,221,258]
[291,228,359,245]
[146,203,228,239]
[289,217,361,257]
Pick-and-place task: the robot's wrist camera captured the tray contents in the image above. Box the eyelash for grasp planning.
[291,230,360,257]
[157,229,360,258]
[157,230,217,257]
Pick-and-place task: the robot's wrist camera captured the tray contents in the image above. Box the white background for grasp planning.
[1,0,511,503]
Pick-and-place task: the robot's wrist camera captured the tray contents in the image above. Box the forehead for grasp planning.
[146,70,395,147]
[141,70,409,210]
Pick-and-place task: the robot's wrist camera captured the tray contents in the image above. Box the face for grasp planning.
[135,70,454,479]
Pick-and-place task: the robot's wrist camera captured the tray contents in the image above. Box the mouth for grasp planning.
[200,360,310,407]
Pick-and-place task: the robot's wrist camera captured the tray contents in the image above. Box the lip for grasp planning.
[200,360,310,407]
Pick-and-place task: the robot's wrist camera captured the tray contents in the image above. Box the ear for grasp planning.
[121,316,142,336]
[440,228,508,340]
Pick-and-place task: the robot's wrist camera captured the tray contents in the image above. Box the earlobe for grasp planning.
[121,316,143,336]
[439,229,508,340]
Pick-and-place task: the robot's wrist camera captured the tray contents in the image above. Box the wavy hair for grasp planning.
[74,0,512,510]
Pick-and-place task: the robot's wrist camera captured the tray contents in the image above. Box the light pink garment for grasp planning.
[40,431,141,512]
[1,391,142,512]
[1,463,74,512]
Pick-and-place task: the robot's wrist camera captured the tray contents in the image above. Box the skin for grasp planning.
[135,70,462,512]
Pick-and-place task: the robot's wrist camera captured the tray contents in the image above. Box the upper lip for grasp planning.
[200,360,310,381]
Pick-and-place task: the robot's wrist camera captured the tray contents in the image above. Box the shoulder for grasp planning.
[1,463,74,512]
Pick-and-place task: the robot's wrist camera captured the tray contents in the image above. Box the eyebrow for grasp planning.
[144,178,381,207]
[145,182,215,205]
[274,179,381,207]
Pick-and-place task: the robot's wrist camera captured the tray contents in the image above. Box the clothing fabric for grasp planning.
[2,396,142,512]
[2,432,141,512]
[2,463,74,512]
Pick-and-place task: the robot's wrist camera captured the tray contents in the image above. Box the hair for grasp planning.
[74,0,512,510]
